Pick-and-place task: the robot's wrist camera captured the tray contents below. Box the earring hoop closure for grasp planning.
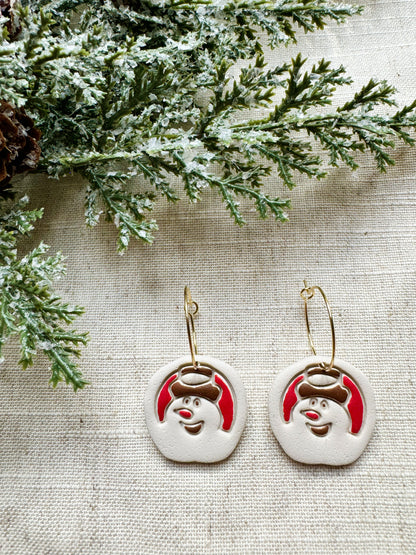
[300,280,336,371]
[184,286,199,369]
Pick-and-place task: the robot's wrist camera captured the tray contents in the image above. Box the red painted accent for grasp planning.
[215,375,234,431]
[343,375,364,434]
[179,410,192,419]
[283,375,304,422]
[305,411,319,420]
[157,374,177,422]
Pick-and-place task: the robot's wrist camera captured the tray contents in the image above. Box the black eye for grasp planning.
[184,397,190,405]
[321,400,328,409]
[310,398,317,406]
[194,398,200,407]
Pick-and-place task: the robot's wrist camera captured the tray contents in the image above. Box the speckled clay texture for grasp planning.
[269,356,376,466]
[145,355,247,463]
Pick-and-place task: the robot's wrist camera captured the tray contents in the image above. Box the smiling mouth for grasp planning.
[306,423,331,437]
[181,421,204,435]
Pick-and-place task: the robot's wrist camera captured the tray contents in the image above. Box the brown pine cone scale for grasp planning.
[0,100,41,190]
[1,0,22,40]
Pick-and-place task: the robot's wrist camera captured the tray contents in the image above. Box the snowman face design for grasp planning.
[269,356,376,466]
[164,395,221,436]
[291,396,350,438]
[145,356,247,463]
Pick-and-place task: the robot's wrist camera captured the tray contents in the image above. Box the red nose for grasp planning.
[305,411,319,420]
[179,410,192,419]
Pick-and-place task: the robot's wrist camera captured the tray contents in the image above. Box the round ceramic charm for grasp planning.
[269,356,376,466]
[145,355,247,463]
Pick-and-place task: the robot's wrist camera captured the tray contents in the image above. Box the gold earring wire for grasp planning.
[300,280,336,371]
[184,286,199,369]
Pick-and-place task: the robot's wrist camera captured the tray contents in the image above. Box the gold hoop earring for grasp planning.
[269,282,376,466]
[144,287,247,463]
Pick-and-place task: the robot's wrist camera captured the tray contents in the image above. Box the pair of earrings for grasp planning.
[144,283,376,466]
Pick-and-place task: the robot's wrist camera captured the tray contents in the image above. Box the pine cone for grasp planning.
[0,100,42,192]
[0,0,22,40]
[111,1,139,8]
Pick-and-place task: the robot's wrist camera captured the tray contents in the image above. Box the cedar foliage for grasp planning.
[0,0,415,388]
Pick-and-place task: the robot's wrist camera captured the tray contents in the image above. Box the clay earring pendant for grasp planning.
[269,282,376,466]
[145,287,247,463]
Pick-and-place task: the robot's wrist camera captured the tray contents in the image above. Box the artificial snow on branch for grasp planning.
[0,0,415,388]
[0,196,88,390]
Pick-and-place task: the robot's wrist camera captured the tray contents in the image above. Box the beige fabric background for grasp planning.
[1,1,416,553]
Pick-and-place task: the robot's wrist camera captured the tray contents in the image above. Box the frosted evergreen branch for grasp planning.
[2,3,414,250]
[0,197,88,390]
[0,0,415,390]
[83,169,158,252]
[172,151,290,222]
[218,58,416,173]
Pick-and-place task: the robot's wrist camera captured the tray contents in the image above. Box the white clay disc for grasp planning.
[145,355,247,463]
[269,356,376,466]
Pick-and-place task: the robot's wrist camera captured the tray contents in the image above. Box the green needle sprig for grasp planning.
[0,0,415,388]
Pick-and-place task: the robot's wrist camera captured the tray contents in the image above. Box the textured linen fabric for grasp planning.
[1,2,416,553]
